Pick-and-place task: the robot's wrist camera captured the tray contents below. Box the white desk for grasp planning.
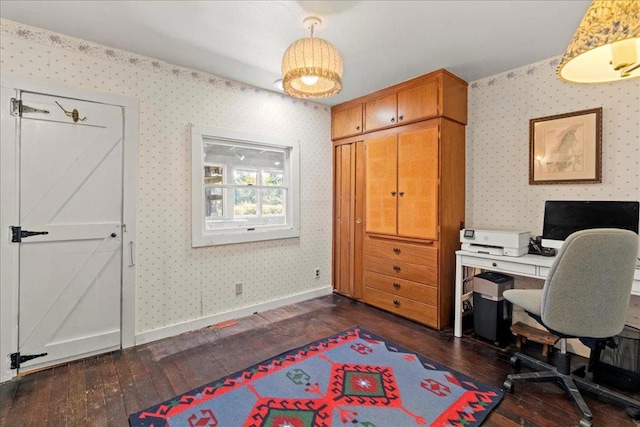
[454,250,640,338]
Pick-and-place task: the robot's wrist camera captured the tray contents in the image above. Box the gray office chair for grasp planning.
[502,228,640,427]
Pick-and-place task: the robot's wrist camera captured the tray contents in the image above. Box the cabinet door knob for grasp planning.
[492,262,498,267]
[393,300,400,307]
[399,115,404,121]
[399,191,405,197]
[356,125,360,130]
[393,265,401,272]
[391,191,397,197]
[390,117,395,123]
[393,247,401,254]
[356,217,362,224]
[393,282,401,290]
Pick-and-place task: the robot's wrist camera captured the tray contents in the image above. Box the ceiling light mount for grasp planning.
[303,16,322,33]
[281,16,343,99]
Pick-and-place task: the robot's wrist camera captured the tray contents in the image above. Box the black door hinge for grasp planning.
[10,352,47,369]
[10,226,48,242]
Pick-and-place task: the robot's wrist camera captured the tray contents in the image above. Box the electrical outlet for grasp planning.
[314,268,320,279]
[235,282,243,295]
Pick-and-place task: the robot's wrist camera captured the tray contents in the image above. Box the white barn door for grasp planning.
[14,92,123,372]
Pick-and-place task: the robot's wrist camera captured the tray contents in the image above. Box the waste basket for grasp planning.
[473,272,514,345]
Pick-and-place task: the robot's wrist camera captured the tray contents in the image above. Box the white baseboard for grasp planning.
[135,285,334,346]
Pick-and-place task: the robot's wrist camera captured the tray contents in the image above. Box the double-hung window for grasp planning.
[192,126,299,246]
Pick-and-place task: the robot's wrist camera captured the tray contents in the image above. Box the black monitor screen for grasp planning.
[542,201,639,240]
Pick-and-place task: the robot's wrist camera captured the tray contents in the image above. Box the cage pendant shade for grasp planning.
[557,0,640,83]
[281,35,343,98]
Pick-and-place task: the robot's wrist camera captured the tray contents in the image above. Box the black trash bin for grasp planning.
[473,272,514,345]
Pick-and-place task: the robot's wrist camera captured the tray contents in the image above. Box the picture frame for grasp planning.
[529,107,602,185]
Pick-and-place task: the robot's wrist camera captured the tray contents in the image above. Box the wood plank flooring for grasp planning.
[1,294,639,426]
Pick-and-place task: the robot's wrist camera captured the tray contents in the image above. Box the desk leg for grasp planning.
[454,254,463,338]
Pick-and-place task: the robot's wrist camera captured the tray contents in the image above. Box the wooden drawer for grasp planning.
[363,255,437,285]
[461,255,536,276]
[364,271,437,305]
[364,286,437,327]
[364,238,437,266]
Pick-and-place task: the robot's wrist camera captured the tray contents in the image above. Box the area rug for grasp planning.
[129,327,503,426]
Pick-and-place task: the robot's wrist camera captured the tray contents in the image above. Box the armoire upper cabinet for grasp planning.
[331,103,363,140]
[331,70,467,137]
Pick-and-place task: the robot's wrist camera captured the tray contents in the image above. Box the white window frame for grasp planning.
[191,125,300,246]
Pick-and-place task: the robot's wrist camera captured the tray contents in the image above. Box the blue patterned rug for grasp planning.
[129,327,503,426]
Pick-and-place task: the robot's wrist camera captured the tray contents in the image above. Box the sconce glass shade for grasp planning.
[281,36,343,98]
[557,0,639,83]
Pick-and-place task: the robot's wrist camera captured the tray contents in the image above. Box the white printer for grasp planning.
[460,229,531,257]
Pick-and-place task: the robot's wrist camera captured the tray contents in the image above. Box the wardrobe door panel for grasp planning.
[365,135,397,235]
[397,127,439,240]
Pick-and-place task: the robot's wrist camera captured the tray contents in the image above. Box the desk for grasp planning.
[454,250,640,338]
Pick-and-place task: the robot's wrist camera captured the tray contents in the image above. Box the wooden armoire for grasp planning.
[331,69,467,330]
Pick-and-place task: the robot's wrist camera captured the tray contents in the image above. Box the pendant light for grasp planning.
[557,0,639,83]
[281,17,343,98]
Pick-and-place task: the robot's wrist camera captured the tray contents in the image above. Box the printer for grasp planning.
[460,229,531,257]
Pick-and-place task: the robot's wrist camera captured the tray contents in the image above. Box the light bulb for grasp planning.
[301,75,319,86]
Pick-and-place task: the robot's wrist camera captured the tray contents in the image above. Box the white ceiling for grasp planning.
[0,0,590,106]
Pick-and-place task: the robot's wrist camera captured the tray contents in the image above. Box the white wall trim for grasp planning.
[135,286,334,345]
[0,75,138,382]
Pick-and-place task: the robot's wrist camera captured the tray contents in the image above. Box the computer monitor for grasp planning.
[541,201,640,249]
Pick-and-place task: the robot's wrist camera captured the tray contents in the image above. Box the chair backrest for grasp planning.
[541,228,638,338]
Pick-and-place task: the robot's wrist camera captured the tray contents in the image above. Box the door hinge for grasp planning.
[10,352,47,369]
[10,98,50,117]
[10,226,49,242]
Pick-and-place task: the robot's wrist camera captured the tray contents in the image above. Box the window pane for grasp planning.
[262,188,284,216]
[262,170,283,186]
[204,165,223,184]
[234,188,257,216]
[233,169,257,185]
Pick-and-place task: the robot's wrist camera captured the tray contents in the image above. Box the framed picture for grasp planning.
[529,107,602,185]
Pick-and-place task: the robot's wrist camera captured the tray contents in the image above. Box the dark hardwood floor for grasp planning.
[1,294,638,426]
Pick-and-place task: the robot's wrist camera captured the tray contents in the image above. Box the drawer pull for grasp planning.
[492,262,498,267]
[393,265,401,272]
[393,247,401,254]
[393,282,401,290]
[399,191,405,197]
[393,300,400,307]
[391,191,397,197]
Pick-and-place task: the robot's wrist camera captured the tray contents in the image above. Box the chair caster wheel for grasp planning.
[578,418,592,427]
[509,356,521,372]
[502,379,514,393]
[573,366,586,378]
[625,406,640,420]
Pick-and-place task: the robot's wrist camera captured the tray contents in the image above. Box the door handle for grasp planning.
[128,241,135,267]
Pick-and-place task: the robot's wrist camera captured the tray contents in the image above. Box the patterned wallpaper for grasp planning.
[0,19,333,335]
[467,56,640,330]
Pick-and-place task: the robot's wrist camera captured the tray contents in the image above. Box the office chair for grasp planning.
[501,228,640,427]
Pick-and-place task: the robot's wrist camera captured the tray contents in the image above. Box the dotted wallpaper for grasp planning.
[467,57,640,329]
[0,19,333,335]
